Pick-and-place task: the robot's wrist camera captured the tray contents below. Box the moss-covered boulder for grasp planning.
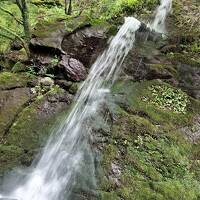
[96,78,200,200]
[6,87,72,151]
[0,87,32,138]
[30,16,91,54]
[0,72,36,90]
[0,71,73,173]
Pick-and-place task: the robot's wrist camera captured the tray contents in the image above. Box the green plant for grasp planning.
[144,85,189,113]
[26,65,36,75]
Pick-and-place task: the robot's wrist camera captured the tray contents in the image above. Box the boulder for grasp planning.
[39,77,54,87]
[62,24,110,66]
[55,79,72,90]
[59,55,87,82]
[30,16,90,54]
[0,72,37,90]
[0,87,73,173]
[30,21,66,54]
[0,88,32,138]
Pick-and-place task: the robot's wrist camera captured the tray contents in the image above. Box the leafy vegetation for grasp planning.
[144,85,189,113]
[0,0,158,54]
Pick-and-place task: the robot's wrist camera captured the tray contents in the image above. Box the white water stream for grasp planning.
[0,17,141,200]
[150,0,172,33]
[0,0,172,199]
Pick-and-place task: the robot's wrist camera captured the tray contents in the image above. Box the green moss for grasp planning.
[11,62,27,73]
[98,77,200,199]
[0,72,35,90]
[0,145,24,173]
[149,63,178,77]
[102,144,118,172]
[112,80,200,127]
[100,192,120,200]
[112,113,157,143]
[100,120,200,199]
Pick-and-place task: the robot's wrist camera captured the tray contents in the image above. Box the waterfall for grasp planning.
[0,17,141,200]
[150,0,172,33]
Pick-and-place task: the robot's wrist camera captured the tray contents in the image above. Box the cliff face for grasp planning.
[0,0,200,199]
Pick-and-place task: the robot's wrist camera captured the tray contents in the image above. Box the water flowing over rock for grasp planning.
[150,0,172,33]
[0,17,141,200]
[59,55,87,82]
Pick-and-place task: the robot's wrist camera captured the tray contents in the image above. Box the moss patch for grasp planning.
[97,78,200,199]
[0,72,36,90]
[112,80,200,127]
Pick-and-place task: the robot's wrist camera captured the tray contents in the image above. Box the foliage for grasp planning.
[144,85,189,113]
[76,0,158,23]
[112,80,199,126]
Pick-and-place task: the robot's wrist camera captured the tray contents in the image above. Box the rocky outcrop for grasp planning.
[30,20,66,54]
[0,88,32,138]
[0,72,73,173]
[30,16,91,54]
[62,24,110,66]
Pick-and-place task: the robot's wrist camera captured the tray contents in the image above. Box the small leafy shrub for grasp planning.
[144,85,189,113]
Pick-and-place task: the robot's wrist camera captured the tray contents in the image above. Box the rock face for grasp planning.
[59,55,87,81]
[121,42,177,82]
[0,88,32,138]
[30,21,66,54]
[0,72,73,173]
[62,25,109,66]
[30,16,91,54]
[177,64,200,99]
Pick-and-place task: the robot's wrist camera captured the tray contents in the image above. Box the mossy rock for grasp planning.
[148,63,178,78]
[0,86,72,173]
[111,79,200,127]
[0,72,36,90]
[0,88,32,138]
[11,62,27,73]
[6,87,71,151]
[100,192,120,200]
[0,145,24,173]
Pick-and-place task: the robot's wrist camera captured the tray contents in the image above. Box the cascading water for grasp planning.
[0,17,141,200]
[150,0,172,33]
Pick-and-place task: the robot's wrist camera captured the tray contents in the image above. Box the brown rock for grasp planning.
[59,55,87,82]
